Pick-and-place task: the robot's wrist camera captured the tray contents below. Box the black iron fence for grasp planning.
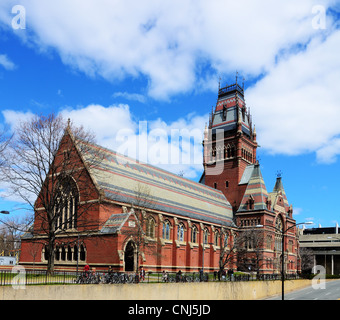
[0,269,300,286]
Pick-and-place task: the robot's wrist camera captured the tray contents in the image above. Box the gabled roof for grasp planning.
[237,163,269,212]
[77,139,235,227]
[100,209,137,234]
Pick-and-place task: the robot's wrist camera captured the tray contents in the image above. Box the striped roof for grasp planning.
[269,176,289,213]
[100,212,131,234]
[78,140,235,227]
[237,164,269,212]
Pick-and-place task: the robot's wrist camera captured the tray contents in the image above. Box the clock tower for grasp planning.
[202,78,257,213]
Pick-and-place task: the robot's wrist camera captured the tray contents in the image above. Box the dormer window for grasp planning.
[247,195,255,210]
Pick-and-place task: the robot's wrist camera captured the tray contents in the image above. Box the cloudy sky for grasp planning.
[0,0,339,227]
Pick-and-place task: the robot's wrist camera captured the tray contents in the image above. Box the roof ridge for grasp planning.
[77,138,226,196]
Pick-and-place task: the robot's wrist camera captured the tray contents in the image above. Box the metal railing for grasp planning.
[0,269,300,286]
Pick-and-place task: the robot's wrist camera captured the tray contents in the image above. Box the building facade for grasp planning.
[20,80,299,274]
[201,81,299,274]
[299,224,340,275]
[20,129,236,272]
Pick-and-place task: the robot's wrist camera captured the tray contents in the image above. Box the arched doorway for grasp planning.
[124,240,135,272]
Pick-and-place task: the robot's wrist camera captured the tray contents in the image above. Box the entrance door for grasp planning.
[124,241,135,272]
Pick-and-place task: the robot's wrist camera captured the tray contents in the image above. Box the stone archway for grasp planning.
[124,240,135,272]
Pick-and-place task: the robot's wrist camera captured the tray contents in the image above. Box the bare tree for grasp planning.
[299,247,314,274]
[218,229,237,273]
[120,183,159,273]
[2,113,103,273]
[0,126,11,170]
[236,227,265,275]
[0,214,28,258]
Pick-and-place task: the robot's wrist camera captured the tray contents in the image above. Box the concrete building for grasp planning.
[299,224,340,275]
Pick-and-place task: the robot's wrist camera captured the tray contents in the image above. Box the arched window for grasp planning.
[231,146,235,158]
[191,225,198,243]
[177,223,185,242]
[73,245,78,262]
[55,245,60,261]
[61,246,66,261]
[44,245,49,261]
[80,244,86,261]
[67,245,72,261]
[214,230,220,246]
[203,228,209,245]
[55,177,78,231]
[223,231,229,248]
[146,217,156,238]
[162,220,171,240]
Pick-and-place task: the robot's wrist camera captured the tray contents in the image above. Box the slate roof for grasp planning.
[211,84,251,136]
[100,212,131,234]
[237,164,269,212]
[78,139,235,227]
[270,176,289,207]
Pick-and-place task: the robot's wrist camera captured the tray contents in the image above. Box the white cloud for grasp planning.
[0,54,16,70]
[316,137,340,164]
[60,104,207,179]
[0,0,334,99]
[0,0,339,162]
[112,92,147,104]
[60,104,137,149]
[2,109,34,130]
[246,29,340,161]
[293,207,303,216]
[2,104,206,178]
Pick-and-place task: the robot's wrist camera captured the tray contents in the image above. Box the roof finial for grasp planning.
[276,170,282,178]
[67,118,71,129]
[235,70,238,84]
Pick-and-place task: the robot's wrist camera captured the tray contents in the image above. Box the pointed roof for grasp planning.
[269,176,289,213]
[76,139,235,227]
[211,81,252,137]
[237,163,269,212]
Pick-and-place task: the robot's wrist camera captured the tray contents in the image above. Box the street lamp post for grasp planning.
[257,221,313,300]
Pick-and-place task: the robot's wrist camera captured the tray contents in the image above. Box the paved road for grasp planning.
[266,279,340,300]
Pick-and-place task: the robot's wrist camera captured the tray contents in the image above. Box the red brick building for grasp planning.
[20,128,236,273]
[20,80,299,274]
[202,81,299,274]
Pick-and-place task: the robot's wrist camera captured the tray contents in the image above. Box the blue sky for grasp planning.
[0,0,340,228]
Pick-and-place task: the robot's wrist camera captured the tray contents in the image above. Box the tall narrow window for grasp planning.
[177,223,185,242]
[275,216,284,252]
[55,177,78,231]
[191,225,198,243]
[80,244,86,261]
[203,228,209,245]
[214,231,220,246]
[162,220,171,240]
[146,217,155,238]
